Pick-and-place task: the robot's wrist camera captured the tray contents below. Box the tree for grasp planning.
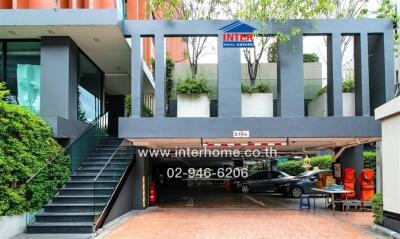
[376,0,400,50]
[322,0,369,57]
[237,0,333,85]
[150,0,227,78]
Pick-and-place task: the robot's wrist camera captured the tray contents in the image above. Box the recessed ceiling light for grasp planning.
[8,30,16,35]
[93,38,100,43]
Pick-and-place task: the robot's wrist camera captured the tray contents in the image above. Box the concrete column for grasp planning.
[131,35,144,117]
[40,36,78,120]
[132,149,150,209]
[277,35,304,117]
[154,34,166,117]
[354,33,370,116]
[338,145,364,196]
[40,36,89,139]
[217,34,241,117]
[327,33,343,116]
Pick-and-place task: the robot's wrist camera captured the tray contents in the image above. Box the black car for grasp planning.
[282,170,332,198]
[232,170,294,193]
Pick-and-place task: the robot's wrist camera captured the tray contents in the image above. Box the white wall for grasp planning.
[376,97,400,215]
[0,214,26,239]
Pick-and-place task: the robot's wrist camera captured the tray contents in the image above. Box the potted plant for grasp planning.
[175,74,211,117]
[241,82,273,117]
[308,79,355,116]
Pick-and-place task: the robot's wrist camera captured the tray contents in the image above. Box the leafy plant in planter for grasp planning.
[175,73,211,117]
[313,79,355,100]
[241,82,272,94]
[175,74,211,96]
[303,53,319,63]
[342,79,355,93]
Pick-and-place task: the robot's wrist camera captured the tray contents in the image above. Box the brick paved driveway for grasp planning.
[103,208,383,239]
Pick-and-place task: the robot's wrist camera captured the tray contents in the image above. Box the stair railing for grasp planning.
[92,140,136,230]
[23,112,109,226]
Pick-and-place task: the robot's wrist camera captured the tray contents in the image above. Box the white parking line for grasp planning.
[181,197,194,207]
[243,195,266,207]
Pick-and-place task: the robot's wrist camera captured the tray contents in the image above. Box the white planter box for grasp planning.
[0,214,26,238]
[308,92,355,117]
[177,94,210,117]
[241,93,273,117]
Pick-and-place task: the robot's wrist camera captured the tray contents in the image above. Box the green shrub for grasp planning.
[372,193,384,225]
[124,95,153,117]
[175,74,211,96]
[241,82,272,93]
[303,53,319,63]
[363,151,376,169]
[0,83,70,216]
[312,79,355,100]
[277,155,332,176]
[278,152,376,176]
[342,79,355,93]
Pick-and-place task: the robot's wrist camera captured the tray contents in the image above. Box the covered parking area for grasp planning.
[129,137,379,210]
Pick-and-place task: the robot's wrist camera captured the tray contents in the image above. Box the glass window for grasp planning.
[78,53,103,123]
[5,41,41,114]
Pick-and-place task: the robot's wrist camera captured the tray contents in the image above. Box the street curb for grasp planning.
[371,224,400,239]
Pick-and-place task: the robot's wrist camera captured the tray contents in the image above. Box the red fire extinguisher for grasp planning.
[149,181,157,205]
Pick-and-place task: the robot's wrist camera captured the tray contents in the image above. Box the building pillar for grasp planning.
[40,36,88,138]
[132,149,150,209]
[327,33,343,116]
[376,98,400,233]
[217,34,241,117]
[277,35,304,117]
[40,36,78,121]
[337,145,364,196]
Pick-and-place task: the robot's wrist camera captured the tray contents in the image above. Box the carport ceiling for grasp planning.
[128,137,380,154]
[0,25,131,95]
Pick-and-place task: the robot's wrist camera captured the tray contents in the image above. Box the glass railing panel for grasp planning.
[93,140,135,227]
[24,112,109,226]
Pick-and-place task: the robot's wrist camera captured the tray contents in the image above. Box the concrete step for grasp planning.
[43,203,106,213]
[70,175,121,181]
[27,222,94,234]
[52,195,110,204]
[35,212,99,223]
[58,188,114,196]
[64,181,118,188]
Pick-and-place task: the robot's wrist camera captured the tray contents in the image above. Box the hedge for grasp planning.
[0,83,70,216]
[278,152,376,176]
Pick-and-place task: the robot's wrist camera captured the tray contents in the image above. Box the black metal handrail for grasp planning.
[93,140,136,230]
[395,82,400,97]
[25,112,109,184]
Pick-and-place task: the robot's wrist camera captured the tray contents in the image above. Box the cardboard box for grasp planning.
[326,176,336,186]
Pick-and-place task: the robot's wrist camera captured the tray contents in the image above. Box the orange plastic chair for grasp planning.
[340,168,356,199]
[359,169,375,202]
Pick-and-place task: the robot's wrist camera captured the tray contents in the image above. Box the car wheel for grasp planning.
[240,184,250,194]
[291,187,303,198]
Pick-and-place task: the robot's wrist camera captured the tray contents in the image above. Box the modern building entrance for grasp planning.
[1,6,397,234]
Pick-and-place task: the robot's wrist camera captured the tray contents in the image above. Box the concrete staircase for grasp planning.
[27,137,134,234]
